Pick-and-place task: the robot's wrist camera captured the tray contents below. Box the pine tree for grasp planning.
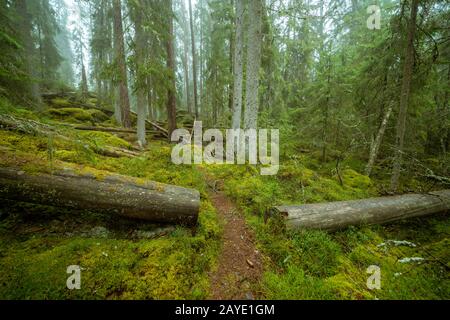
[112,0,131,128]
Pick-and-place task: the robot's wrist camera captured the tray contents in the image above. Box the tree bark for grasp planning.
[0,168,200,226]
[390,0,419,192]
[188,0,199,118]
[165,0,177,137]
[243,0,263,130]
[113,0,132,128]
[231,0,244,130]
[180,0,192,114]
[80,60,89,101]
[273,190,450,231]
[133,2,147,146]
[15,0,42,106]
[74,125,166,138]
[228,6,234,113]
[366,106,392,176]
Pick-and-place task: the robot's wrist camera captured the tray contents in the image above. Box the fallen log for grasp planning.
[74,125,167,137]
[0,115,139,158]
[0,168,200,226]
[94,146,140,158]
[142,118,169,137]
[272,190,450,231]
[43,92,171,137]
[74,125,140,134]
[75,122,168,138]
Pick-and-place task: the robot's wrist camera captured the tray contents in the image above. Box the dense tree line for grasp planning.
[0,0,448,190]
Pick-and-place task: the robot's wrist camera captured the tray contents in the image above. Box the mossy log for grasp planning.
[74,125,166,136]
[0,168,200,226]
[273,190,450,231]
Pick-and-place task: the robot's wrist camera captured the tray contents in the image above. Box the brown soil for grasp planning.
[206,181,264,300]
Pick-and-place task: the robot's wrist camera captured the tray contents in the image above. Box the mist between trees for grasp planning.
[0,0,449,190]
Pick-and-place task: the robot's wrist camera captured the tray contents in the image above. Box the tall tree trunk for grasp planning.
[133,3,147,147]
[96,76,102,108]
[113,0,131,128]
[228,0,235,112]
[147,75,154,120]
[114,87,122,124]
[180,0,191,114]
[80,60,89,101]
[198,0,204,108]
[321,54,331,163]
[231,0,245,130]
[15,0,42,106]
[182,49,191,113]
[390,0,419,192]
[166,0,177,137]
[188,0,199,119]
[37,24,44,81]
[228,38,234,112]
[366,106,393,176]
[243,0,263,130]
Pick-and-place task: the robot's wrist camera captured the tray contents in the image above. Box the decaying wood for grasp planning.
[0,167,200,226]
[273,190,450,231]
[144,118,169,137]
[95,146,140,158]
[74,125,167,138]
[0,115,139,158]
[74,126,139,134]
[43,93,169,137]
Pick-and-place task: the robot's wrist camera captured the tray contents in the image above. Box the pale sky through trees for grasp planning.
[63,0,198,88]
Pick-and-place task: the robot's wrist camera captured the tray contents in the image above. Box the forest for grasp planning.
[0,0,449,300]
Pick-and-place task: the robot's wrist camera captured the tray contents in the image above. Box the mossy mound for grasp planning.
[341,169,372,189]
[54,150,80,163]
[77,131,131,150]
[47,108,93,123]
[46,107,109,124]
[50,98,73,108]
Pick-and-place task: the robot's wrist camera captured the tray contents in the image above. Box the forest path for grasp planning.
[203,172,264,300]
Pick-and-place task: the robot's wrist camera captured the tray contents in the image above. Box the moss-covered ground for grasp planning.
[0,96,448,299]
[204,159,449,300]
[0,98,220,299]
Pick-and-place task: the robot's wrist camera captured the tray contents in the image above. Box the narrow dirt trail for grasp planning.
[205,177,264,300]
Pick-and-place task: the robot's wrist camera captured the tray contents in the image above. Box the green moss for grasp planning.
[47,108,93,123]
[262,266,334,299]
[77,131,131,149]
[50,98,73,108]
[0,194,221,300]
[0,98,448,300]
[341,169,372,189]
[289,230,342,277]
[87,109,109,122]
[0,131,45,155]
[278,160,315,184]
[204,162,449,300]
[0,123,222,299]
[55,150,85,164]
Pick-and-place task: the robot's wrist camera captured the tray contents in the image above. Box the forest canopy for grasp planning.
[0,0,448,188]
